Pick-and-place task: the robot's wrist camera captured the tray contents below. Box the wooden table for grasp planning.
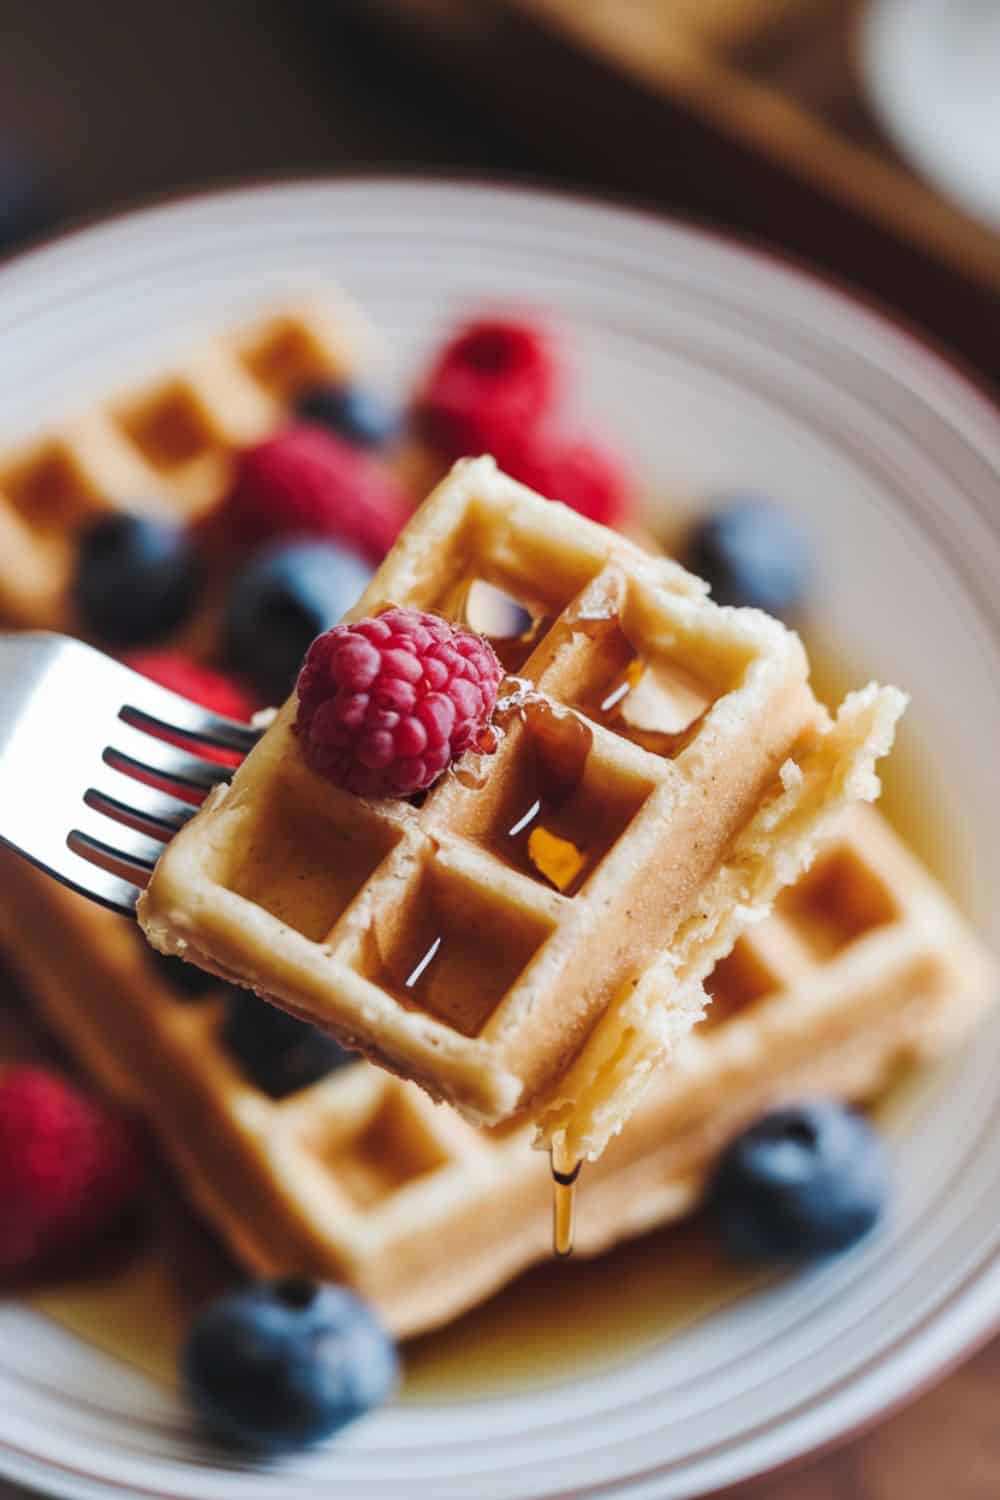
[0,3,996,1495]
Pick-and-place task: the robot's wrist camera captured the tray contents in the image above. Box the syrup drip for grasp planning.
[550,1144,582,1258]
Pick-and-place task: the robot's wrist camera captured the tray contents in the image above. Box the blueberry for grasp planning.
[706,1102,888,1261]
[73,514,200,645]
[295,382,401,449]
[684,499,813,616]
[223,541,372,703]
[184,1276,398,1452]
[222,990,355,1098]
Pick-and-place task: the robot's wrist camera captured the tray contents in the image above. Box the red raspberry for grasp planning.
[220,425,408,562]
[295,608,503,797]
[0,1066,145,1276]
[495,427,634,528]
[416,318,559,461]
[124,651,254,722]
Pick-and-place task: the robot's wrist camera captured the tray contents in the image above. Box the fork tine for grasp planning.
[56,857,144,916]
[104,721,236,792]
[0,633,254,921]
[68,813,166,874]
[120,699,259,755]
[66,863,145,916]
[84,776,196,839]
[0,836,145,918]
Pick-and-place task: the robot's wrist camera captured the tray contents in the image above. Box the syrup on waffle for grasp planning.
[139,457,904,1141]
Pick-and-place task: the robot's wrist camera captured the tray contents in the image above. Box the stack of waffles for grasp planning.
[0,300,993,1336]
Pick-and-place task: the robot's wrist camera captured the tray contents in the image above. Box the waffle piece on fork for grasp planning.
[138,457,905,1142]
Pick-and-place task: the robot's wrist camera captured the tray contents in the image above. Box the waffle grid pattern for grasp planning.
[0,303,370,630]
[141,457,824,1123]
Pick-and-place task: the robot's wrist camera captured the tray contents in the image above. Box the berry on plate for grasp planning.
[223,540,373,705]
[183,1276,398,1452]
[221,990,355,1099]
[125,650,253,770]
[124,651,254,722]
[0,1065,145,1276]
[72,514,200,646]
[220,425,408,561]
[294,381,401,449]
[416,317,559,461]
[684,498,813,616]
[295,607,503,798]
[705,1101,889,1261]
[495,426,633,528]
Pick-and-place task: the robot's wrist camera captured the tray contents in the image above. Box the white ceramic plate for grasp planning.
[0,179,998,1500]
[860,0,1000,227]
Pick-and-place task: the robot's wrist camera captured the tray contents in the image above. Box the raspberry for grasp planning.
[0,1066,145,1276]
[495,426,633,528]
[124,651,254,721]
[295,608,503,797]
[416,318,559,461]
[220,425,408,562]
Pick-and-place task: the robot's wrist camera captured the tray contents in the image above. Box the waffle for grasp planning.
[0,804,991,1336]
[0,299,374,632]
[139,457,903,1139]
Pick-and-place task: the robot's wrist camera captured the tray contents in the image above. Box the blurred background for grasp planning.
[1,0,997,379]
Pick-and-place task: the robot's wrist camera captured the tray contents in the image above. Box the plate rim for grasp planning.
[0,165,996,418]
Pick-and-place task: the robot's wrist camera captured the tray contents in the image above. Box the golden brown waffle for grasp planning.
[0,300,373,631]
[139,457,902,1134]
[0,805,991,1336]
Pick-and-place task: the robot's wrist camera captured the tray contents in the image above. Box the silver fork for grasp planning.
[0,633,261,916]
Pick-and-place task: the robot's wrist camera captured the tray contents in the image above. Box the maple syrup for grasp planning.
[591,655,713,758]
[448,577,551,675]
[550,1142,582,1258]
[496,699,603,895]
